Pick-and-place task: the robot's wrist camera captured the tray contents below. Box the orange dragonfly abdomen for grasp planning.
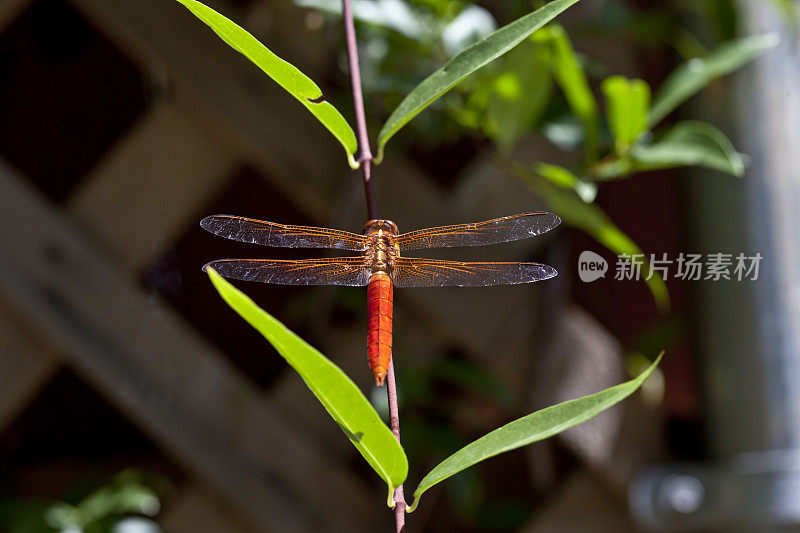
[367,271,393,386]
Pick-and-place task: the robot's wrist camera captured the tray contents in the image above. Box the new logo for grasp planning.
[578,251,608,282]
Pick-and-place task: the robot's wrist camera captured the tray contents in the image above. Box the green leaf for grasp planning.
[174,0,359,167]
[632,120,746,176]
[485,39,553,151]
[75,484,159,524]
[547,25,599,161]
[207,269,408,501]
[503,160,669,311]
[536,162,597,203]
[376,0,581,161]
[601,76,651,152]
[649,33,779,126]
[407,353,663,510]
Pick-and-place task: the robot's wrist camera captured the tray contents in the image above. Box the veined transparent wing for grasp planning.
[204,258,369,286]
[395,212,560,251]
[391,258,557,287]
[201,215,365,251]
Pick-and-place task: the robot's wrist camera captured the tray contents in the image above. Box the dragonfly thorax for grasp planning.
[363,220,399,275]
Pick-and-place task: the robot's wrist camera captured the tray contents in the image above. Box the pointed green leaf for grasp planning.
[207,269,407,497]
[632,120,746,176]
[649,33,779,126]
[376,0,581,161]
[174,0,359,167]
[602,76,651,152]
[408,354,663,510]
[547,25,599,161]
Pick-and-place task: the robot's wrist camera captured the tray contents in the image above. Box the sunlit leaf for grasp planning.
[43,471,164,529]
[407,353,663,511]
[376,0,581,161]
[601,76,651,153]
[207,269,408,500]
[536,162,597,202]
[649,33,779,126]
[632,120,746,176]
[503,159,669,311]
[174,0,359,167]
[485,39,552,151]
[547,25,599,161]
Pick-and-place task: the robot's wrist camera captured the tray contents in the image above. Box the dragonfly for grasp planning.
[201,212,561,386]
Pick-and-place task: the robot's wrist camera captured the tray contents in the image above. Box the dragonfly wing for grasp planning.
[396,212,561,251]
[204,258,369,286]
[391,258,557,287]
[201,215,365,251]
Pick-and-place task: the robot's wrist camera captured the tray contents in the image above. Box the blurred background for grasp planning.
[0,0,797,531]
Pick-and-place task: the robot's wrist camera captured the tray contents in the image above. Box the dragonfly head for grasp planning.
[363,219,398,236]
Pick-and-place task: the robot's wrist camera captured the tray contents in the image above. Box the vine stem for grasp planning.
[342,0,377,220]
[341,0,405,530]
[386,360,406,530]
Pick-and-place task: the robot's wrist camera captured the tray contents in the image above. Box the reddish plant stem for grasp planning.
[342,0,377,220]
[361,159,378,221]
[341,0,405,530]
[386,360,406,531]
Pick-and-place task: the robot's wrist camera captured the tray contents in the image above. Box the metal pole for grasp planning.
[631,3,800,530]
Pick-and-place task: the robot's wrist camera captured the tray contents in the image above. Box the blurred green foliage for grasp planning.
[374,0,579,159]
[297,0,777,310]
[0,470,168,533]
